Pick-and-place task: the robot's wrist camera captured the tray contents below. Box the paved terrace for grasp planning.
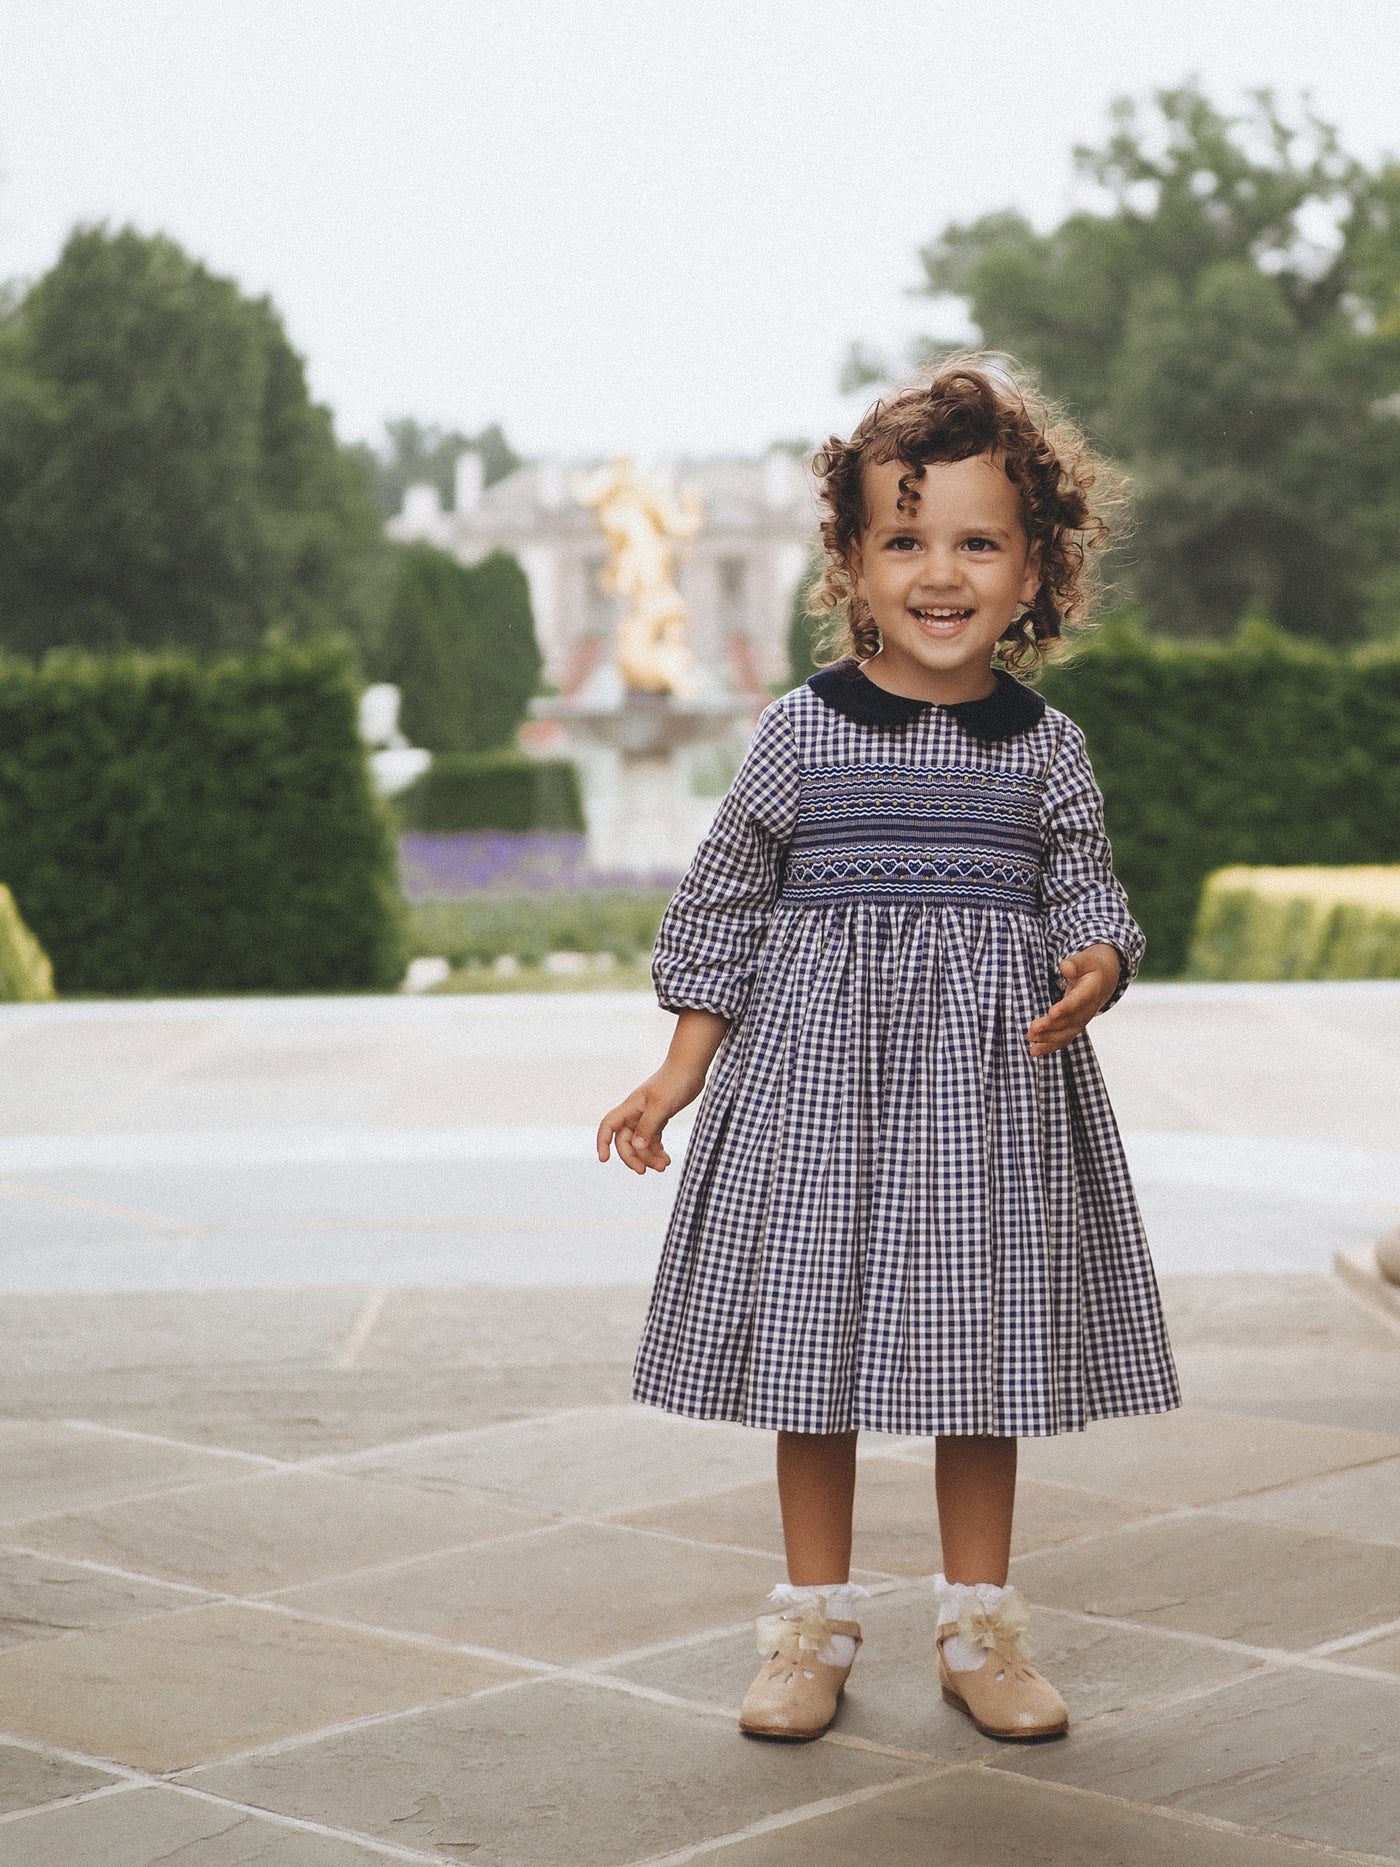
[0,985,1396,1864]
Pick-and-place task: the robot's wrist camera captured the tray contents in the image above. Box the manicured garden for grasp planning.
[5,626,1400,999]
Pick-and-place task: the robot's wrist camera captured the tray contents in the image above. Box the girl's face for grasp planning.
[846,453,1040,703]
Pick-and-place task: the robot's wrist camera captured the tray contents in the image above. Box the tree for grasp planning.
[0,225,386,659]
[857,87,1400,640]
[351,418,524,519]
[376,543,541,753]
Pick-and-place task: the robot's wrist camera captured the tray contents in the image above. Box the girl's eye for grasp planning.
[887,536,919,551]
[964,537,997,552]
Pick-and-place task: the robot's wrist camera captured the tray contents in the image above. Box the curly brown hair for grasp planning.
[808,355,1120,676]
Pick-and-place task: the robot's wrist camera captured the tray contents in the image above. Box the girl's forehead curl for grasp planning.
[858,451,1025,530]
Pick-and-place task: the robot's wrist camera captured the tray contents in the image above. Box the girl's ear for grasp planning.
[1018,544,1041,608]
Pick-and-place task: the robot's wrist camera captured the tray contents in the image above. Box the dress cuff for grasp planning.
[654,986,742,1021]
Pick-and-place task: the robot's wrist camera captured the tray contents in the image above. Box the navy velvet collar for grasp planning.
[806,659,1047,742]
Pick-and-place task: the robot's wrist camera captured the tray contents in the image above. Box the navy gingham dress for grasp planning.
[631,661,1181,1438]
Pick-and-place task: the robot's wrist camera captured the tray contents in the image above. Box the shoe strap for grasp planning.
[755,1602,862,1662]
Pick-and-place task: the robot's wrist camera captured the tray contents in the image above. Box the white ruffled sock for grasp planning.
[766,1581,868,1665]
[935,1574,1012,1673]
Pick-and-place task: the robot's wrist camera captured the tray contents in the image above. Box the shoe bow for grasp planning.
[955,1590,1035,1663]
[755,1597,839,1663]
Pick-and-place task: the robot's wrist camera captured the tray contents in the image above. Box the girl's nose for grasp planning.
[917,560,964,593]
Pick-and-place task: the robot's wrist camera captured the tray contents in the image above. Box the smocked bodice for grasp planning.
[780,760,1043,911]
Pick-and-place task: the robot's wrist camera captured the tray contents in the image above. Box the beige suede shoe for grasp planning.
[739,1599,862,1741]
[936,1593,1068,1741]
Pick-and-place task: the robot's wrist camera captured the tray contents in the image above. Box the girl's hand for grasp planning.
[596,1064,705,1175]
[1026,943,1121,1057]
[598,1008,729,1176]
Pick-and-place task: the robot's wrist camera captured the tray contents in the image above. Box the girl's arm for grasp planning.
[1034,717,1143,1047]
[598,700,801,1172]
[650,705,800,1021]
[596,1009,727,1175]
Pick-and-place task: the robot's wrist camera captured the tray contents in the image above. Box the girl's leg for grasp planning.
[933,1434,1068,1736]
[935,1434,1017,1583]
[776,1428,858,1583]
[740,1429,863,1739]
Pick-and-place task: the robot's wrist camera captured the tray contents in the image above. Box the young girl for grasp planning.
[597,357,1179,1744]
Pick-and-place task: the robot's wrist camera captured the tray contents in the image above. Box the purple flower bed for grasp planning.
[398,832,682,898]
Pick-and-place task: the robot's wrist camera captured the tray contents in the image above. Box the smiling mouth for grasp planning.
[911,607,973,627]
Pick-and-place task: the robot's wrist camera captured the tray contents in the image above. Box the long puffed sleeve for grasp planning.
[1038,716,1144,1011]
[651,702,801,1020]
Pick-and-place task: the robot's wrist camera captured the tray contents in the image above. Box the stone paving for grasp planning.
[0,1279,1397,1864]
[0,987,1397,1862]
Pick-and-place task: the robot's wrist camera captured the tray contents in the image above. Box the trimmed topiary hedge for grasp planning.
[377,545,542,755]
[0,646,405,995]
[0,883,55,1001]
[1038,625,1400,977]
[401,753,584,833]
[1187,866,1400,980]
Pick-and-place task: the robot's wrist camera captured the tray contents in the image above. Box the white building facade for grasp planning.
[387,448,821,696]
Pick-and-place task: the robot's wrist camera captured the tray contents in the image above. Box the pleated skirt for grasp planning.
[631,900,1181,1437]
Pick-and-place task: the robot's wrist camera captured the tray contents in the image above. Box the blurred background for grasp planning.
[3,0,1400,1000]
[3,23,1400,1858]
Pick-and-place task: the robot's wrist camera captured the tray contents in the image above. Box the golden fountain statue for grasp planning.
[573,459,702,696]
[530,454,749,876]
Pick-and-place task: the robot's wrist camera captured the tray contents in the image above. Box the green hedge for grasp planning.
[0,883,55,1001]
[401,753,584,833]
[377,545,542,754]
[407,891,669,968]
[1038,625,1400,977]
[0,646,405,995]
[1187,866,1400,980]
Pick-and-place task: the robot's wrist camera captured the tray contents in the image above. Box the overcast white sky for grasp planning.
[2,1,1397,461]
